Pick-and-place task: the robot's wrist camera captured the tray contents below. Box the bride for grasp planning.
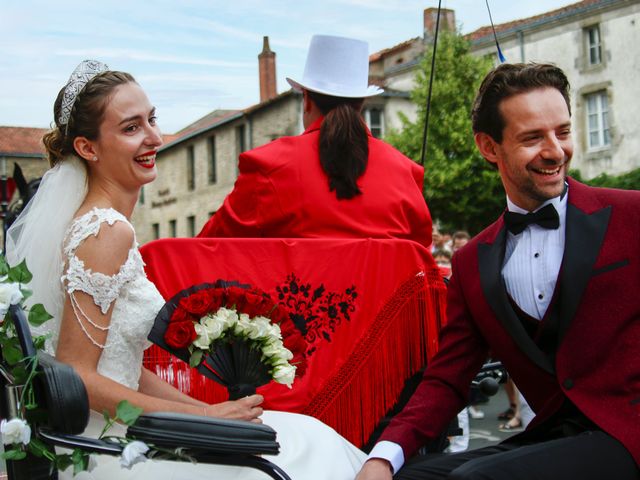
[6,60,365,479]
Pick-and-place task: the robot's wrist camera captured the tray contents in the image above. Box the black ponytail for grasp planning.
[308,91,368,199]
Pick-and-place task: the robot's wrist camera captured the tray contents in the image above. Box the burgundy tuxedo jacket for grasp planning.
[380,177,640,466]
[198,117,432,248]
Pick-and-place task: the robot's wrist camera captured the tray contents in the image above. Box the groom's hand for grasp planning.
[355,458,394,480]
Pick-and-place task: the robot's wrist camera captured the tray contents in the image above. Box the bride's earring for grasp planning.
[91,155,98,162]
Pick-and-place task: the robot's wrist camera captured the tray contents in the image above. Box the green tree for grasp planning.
[386,32,503,235]
[572,167,640,191]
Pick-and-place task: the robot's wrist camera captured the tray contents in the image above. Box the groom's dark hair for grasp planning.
[471,63,571,143]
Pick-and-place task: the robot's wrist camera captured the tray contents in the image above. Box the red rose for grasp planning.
[283,331,307,355]
[164,320,197,349]
[225,287,247,311]
[242,293,273,317]
[171,307,192,323]
[291,353,307,377]
[209,289,225,312]
[270,306,290,325]
[278,317,296,337]
[179,290,214,317]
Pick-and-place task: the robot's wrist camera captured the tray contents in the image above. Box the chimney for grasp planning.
[423,8,456,42]
[258,36,277,102]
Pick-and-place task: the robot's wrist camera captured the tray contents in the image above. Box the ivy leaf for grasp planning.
[189,349,203,367]
[72,449,90,474]
[32,335,48,351]
[12,364,29,384]
[7,260,33,284]
[28,304,53,327]
[0,255,9,277]
[3,342,24,365]
[55,453,74,472]
[103,409,111,424]
[116,400,144,426]
[1,448,28,460]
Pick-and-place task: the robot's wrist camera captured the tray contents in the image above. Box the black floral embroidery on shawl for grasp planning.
[276,273,357,356]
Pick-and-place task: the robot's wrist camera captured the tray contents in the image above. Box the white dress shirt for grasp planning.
[503,191,567,320]
[368,188,568,471]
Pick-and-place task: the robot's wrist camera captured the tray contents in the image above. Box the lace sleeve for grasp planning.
[64,249,140,314]
[61,208,144,347]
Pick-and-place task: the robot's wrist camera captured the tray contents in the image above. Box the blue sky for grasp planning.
[1,0,574,133]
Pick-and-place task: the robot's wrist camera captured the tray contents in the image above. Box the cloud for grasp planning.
[55,48,254,68]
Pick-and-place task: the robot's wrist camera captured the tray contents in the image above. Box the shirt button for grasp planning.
[563,378,574,390]
[534,252,540,258]
[538,294,544,300]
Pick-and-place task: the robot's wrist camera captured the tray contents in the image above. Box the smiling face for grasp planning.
[88,82,163,192]
[475,87,573,212]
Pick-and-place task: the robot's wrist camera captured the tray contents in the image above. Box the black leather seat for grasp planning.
[0,305,291,480]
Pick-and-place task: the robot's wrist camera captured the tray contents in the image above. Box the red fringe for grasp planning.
[143,267,447,446]
[301,268,446,446]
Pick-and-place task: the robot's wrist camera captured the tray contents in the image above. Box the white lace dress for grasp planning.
[59,208,366,480]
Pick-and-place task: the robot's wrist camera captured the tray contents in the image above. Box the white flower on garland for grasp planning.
[120,440,149,469]
[0,418,31,445]
[0,281,23,316]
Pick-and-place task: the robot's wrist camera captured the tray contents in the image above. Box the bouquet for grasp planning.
[148,281,307,399]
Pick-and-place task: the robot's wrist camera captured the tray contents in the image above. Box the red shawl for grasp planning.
[141,237,446,447]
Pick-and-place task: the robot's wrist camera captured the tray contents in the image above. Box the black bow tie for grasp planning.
[503,203,560,235]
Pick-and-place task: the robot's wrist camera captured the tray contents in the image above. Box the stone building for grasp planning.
[2,1,638,244]
[468,0,640,178]
[367,0,640,179]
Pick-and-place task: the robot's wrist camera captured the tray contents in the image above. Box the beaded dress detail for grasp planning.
[61,207,164,390]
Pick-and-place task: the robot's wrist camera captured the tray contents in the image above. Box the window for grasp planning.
[586,91,610,150]
[169,219,177,238]
[365,108,384,138]
[187,215,196,237]
[236,125,246,155]
[187,145,195,191]
[208,136,217,184]
[152,223,160,240]
[585,25,601,66]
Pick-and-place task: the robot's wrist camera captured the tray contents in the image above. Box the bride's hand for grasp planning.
[205,394,264,423]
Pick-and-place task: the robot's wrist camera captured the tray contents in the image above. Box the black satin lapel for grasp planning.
[478,228,555,374]
[558,204,612,342]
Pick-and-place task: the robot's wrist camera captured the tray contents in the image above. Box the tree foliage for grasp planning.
[571,167,640,191]
[386,32,503,235]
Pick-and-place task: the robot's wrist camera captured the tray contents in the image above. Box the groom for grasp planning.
[357,63,640,479]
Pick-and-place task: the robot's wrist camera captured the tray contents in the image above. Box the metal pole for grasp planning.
[420,0,443,167]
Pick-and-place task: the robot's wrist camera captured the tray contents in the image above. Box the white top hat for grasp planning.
[286,35,383,98]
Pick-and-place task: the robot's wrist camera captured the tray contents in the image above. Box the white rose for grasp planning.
[247,317,272,340]
[0,283,23,317]
[233,313,252,336]
[262,338,285,357]
[193,322,211,349]
[272,364,296,388]
[267,323,281,338]
[1,418,31,445]
[120,440,149,469]
[202,314,225,340]
[215,307,239,330]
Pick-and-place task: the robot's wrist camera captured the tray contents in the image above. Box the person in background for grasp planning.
[451,230,470,252]
[199,35,431,249]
